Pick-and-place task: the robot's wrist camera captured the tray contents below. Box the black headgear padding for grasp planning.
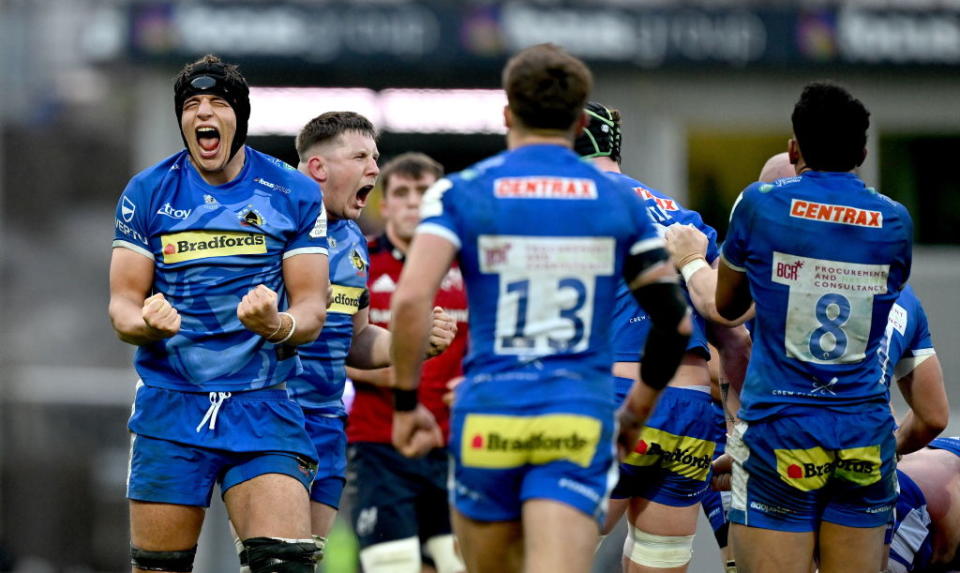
[174,60,250,163]
[574,101,622,163]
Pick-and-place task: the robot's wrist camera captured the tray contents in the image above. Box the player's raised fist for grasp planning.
[142,293,181,338]
[664,224,708,267]
[237,284,281,337]
[426,306,457,358]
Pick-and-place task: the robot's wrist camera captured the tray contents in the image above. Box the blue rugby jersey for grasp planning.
[605,172,717,363]
[416,144,665,408]
[877,284,935,389]
[287,218,370,414]
[721,171,912,419]
[112,147,328,391]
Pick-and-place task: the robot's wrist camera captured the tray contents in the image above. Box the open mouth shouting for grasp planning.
[196,126,222,159]
[356,184,375,206]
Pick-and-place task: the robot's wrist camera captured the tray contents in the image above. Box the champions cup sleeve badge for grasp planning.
[310,204,327,239]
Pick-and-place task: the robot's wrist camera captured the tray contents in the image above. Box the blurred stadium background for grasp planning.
[1,1,958,571]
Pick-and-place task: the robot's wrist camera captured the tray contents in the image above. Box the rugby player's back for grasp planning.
[418,143,660,406]
[722,171,913,418]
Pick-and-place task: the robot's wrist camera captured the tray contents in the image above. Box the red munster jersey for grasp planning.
[346,233,469,444]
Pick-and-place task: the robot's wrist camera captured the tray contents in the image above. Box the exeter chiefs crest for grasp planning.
[350,248,368,273]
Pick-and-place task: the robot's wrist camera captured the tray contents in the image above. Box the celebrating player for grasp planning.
[717,82,913,573]
[284,113,457,565]
[575,101,728,573]
[109,54,329,573]
[388,44,692,573]
[345,152,468,573]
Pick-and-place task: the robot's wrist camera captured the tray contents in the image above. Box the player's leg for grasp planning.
[303,413,349,561]
[223,471,315,573]
[452,509,523,573]
[817,523,886,573]
[625,498,700,573]
[219,393,321,573]
[418,448,466,573]
[730,525,815,573]
[620,384,721,573]
[350,443,426,573]
[522,498,599,573]
[726,417,823,573]
[130,502,204,573]
[817,407,898,573]
[126,429,219,573]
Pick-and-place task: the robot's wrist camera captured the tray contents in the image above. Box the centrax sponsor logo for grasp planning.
[634,187,678,211]
[161,231,266,263]
[790,199,882,228]
[494,177,598,199]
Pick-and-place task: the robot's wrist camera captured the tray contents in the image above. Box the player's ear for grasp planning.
[574,110,588,135]
[306,155,328,184]
[787,138,801,166]
[503,105,513,129]
[857,147,867,168]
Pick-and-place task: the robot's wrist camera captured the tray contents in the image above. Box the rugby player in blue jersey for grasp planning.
[109,55,329,573]
[388,44,693,573]
[574,102,741,573]
[890,436,960,573]
[285,112,457,566]
[713,82,914,573]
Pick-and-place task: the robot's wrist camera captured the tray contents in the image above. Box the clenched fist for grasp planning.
[426,306,457,358]
[142,293,181,338]
[664,224,708,268]
[237,284,281,337]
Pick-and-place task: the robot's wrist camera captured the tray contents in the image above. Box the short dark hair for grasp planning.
[296,111,377,161]
[502,43,592,131]
[791,81,870,172]
[574,101,622,163]
[379,152,444,193]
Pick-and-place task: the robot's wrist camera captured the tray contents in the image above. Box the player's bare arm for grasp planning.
[348,305,456,370]
[109,247,181,345]
[895,354,949,455]
[716,258,753,322]
[237,253,328,346]
[389,233,455,458]
[665,224,754,326]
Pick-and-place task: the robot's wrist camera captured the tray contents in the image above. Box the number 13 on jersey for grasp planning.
[771,252,889,365]
[479,235,616,357]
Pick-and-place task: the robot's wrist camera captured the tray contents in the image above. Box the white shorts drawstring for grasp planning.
[196,391,232,433]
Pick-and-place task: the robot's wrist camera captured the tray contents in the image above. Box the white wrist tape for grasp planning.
[680,258,709,283]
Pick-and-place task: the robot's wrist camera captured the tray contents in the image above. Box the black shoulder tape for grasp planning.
[632,281,690,390]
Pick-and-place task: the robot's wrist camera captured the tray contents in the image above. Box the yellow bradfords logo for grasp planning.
[776,445,881,492]
[461,414,601,469]
[623,427,715,481]
[328,285,365,315]
[161,231,266,263]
